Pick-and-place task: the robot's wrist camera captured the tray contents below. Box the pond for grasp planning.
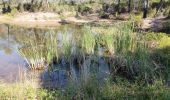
[0,24,111,89]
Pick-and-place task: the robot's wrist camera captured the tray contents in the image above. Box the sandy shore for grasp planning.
[0,12,114,28]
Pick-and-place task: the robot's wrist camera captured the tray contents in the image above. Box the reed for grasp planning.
[45,31,59,64]
[61,30,73,60]
[103,35,115,55]
[113,22,135,55]
[18,39,46,70]
[81,26,96,54]
[18,31,59,70]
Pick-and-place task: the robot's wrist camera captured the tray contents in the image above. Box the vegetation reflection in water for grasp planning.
[15,22,167,84]
[1,22,169,99]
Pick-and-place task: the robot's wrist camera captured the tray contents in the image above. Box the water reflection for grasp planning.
[0,24,110,89]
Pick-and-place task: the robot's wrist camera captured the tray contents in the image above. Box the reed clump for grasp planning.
[18,31,59,70]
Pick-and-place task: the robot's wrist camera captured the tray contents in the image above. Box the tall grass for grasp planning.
[61,29,73,60]
[96,22,164,83]
[18,35,46,70]
[18,31,59,69]
[0,81,37,99]
[45,31,59,64]
[81,26,96,54]
[113,22,135,55]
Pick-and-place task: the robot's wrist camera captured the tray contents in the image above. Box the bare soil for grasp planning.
[0,12,115,28]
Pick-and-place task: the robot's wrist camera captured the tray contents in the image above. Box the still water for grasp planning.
[0,24,110,89]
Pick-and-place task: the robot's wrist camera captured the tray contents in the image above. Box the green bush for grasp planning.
[131,13,143,28]
[99,11,109,19]
[78,4,93,15]
[10,8,19,16]
[144,32,168,41]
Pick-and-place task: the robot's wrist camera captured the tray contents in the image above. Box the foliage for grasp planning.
[0,82,37,99]
[99,11,109,19]
[78,4,93,15]
[131,13,143,28]
[144,32,169,41]
[153,36,170,80]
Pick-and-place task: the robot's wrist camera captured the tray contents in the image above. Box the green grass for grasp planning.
[0,81,37,99]
[81,26,96,54]
[0,79,170,99]
[61,29,73,60]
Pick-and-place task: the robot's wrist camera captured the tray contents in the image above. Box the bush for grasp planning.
[131,13,143,28]
[144,32,168,41]
[10,8,19,16]
[161,21,170,33]
[157,37,170,66]
[78,4,93,15]
[29,2,42,12]
[17,3,24,12]
[102,3,109,12]
[99,11,109,19]
[23,3,32,11]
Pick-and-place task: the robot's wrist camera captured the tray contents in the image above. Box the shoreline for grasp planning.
[0,12,115,28]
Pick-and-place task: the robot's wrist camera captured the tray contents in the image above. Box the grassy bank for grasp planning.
[0,79,170,99]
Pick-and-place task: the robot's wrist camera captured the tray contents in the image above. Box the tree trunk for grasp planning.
[168,11,170,18]
[117,0,120,13]
[154,0,163,17]
[2,0,6,8]
[18,0,24,12]
[128,0,131,13]
[143,0,149,18]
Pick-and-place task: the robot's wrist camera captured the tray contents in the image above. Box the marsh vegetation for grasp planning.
[0,0,170,99]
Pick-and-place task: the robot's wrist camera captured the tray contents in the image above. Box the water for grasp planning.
[0,25,25,82]
[0,24,110,89]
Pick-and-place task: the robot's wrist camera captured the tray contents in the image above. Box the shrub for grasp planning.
[11,8,19,15]
[17,3,24,12]
[144,32,168,41]
[78,4,93,15]
[99,11,109,19]
[162,21,170,30]
[131,13,143,28]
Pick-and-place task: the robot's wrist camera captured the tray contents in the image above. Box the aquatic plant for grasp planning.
[101,22,163,83]
[103,35,115,55]
[113,22,135,55]
[45,31,59,64]
[61,30,73,60]
[81,26,96,54]
[18,40,46,70]
[18,31,59,70]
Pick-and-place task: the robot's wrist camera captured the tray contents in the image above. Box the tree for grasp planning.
[2,0,7,13]
[128,0,131,13]
[2,0,11,13]
[143,0,149,18]
[17,0,24,12]
[154,0,163,17]
[115,0,121,15]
